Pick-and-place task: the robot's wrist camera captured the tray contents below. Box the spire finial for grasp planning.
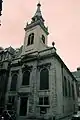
[32,1,44,22]
[37,1,41,7]
[33,1,42,18]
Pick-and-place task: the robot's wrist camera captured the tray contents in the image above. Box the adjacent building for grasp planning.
[0,46,15,114]
[0,2,77,120]
[72,67,80,111]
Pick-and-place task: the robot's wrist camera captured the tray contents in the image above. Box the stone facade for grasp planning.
[0,2,78,120]
[0,46,15,113]
[72,67,80,111]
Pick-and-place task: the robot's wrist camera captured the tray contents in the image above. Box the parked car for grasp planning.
[71,115,80,120]
[70,111,80,120]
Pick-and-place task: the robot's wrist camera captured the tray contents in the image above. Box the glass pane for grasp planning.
[40,68,49,90]
[27,35,31,45]
[31,33,34,44]
[72,84,75,100]
[22,71,30,85]
[64,76,67,96]
[44,97,49,105]
[42,35,45,44]
[68,80,71,97]
[10,74,17,91]
[39,97,43,105]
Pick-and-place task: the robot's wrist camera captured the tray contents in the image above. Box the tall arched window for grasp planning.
[68,80,71,97]
[10,74,17,91]
[72,83,75,100]
[64,76,67,96]
[27,33,34,45]
[42,35,45,44]
[22,71,30,85]
[40,68,49,90]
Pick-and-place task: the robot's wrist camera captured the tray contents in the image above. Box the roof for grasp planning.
[54,53,77,82]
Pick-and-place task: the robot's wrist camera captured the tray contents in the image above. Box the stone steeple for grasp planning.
[32,2,44,22]
[22,2,49,55]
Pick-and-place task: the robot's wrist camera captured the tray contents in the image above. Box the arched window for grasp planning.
[27,33,34,45]
[68,80,71,97]
[22,71,30,85]
[62,78,64,96]
[40,68,49,90]
[64,76,67,96]
[10,74,17,91]
[42,35,45,44]
[78,84,80,97]
[72,83,75,100]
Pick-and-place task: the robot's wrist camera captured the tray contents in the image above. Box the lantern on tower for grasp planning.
[52,41,55,46]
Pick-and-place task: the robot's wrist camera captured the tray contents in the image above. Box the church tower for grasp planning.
[22,2,49,55]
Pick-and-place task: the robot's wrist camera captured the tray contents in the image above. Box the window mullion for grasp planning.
[30,35,32,44]
[43,97,44,105]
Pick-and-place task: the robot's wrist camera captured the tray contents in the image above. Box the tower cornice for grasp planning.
[24,20,49,35]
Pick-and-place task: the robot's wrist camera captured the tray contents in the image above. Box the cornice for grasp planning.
[37,63,51,70]
[22,64,33,73]
[24,20,49,35]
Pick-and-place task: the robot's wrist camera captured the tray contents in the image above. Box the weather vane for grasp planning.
[38,0,40,4]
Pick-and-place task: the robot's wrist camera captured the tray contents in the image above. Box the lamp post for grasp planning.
[0,0,3,26]
[0,0,2,16]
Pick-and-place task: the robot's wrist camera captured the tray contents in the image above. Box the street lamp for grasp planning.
[0,0,2,16]
[0,0,3,26]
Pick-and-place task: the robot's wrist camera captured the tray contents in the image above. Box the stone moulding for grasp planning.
[22,64,33,73]
[37,63,51,70]
[11,69,19,76]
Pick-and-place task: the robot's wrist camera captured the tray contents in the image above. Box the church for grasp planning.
[0,2,78,120]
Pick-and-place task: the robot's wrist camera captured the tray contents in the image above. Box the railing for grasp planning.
[0,110,16,120]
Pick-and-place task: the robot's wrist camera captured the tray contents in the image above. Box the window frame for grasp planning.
[10,73,18,91]
[39,96,49,115]
[68,80,71,97]
[27,33,34,46]
[39,97,49,106]
[22,70,30,86]
[72,83,75,100]
[42,35,45,44]
[64,76,67,97]
[40,68,49,90]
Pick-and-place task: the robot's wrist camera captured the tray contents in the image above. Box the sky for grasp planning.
[0,0,80,71]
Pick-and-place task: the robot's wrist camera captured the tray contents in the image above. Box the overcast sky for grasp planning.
[0,0,80,71]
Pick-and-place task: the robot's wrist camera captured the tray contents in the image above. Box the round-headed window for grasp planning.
[22,71,30,85]
[10,74,17,91]
[27,33,34,45]
[42,35,45,44]
[40,68,49,90]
